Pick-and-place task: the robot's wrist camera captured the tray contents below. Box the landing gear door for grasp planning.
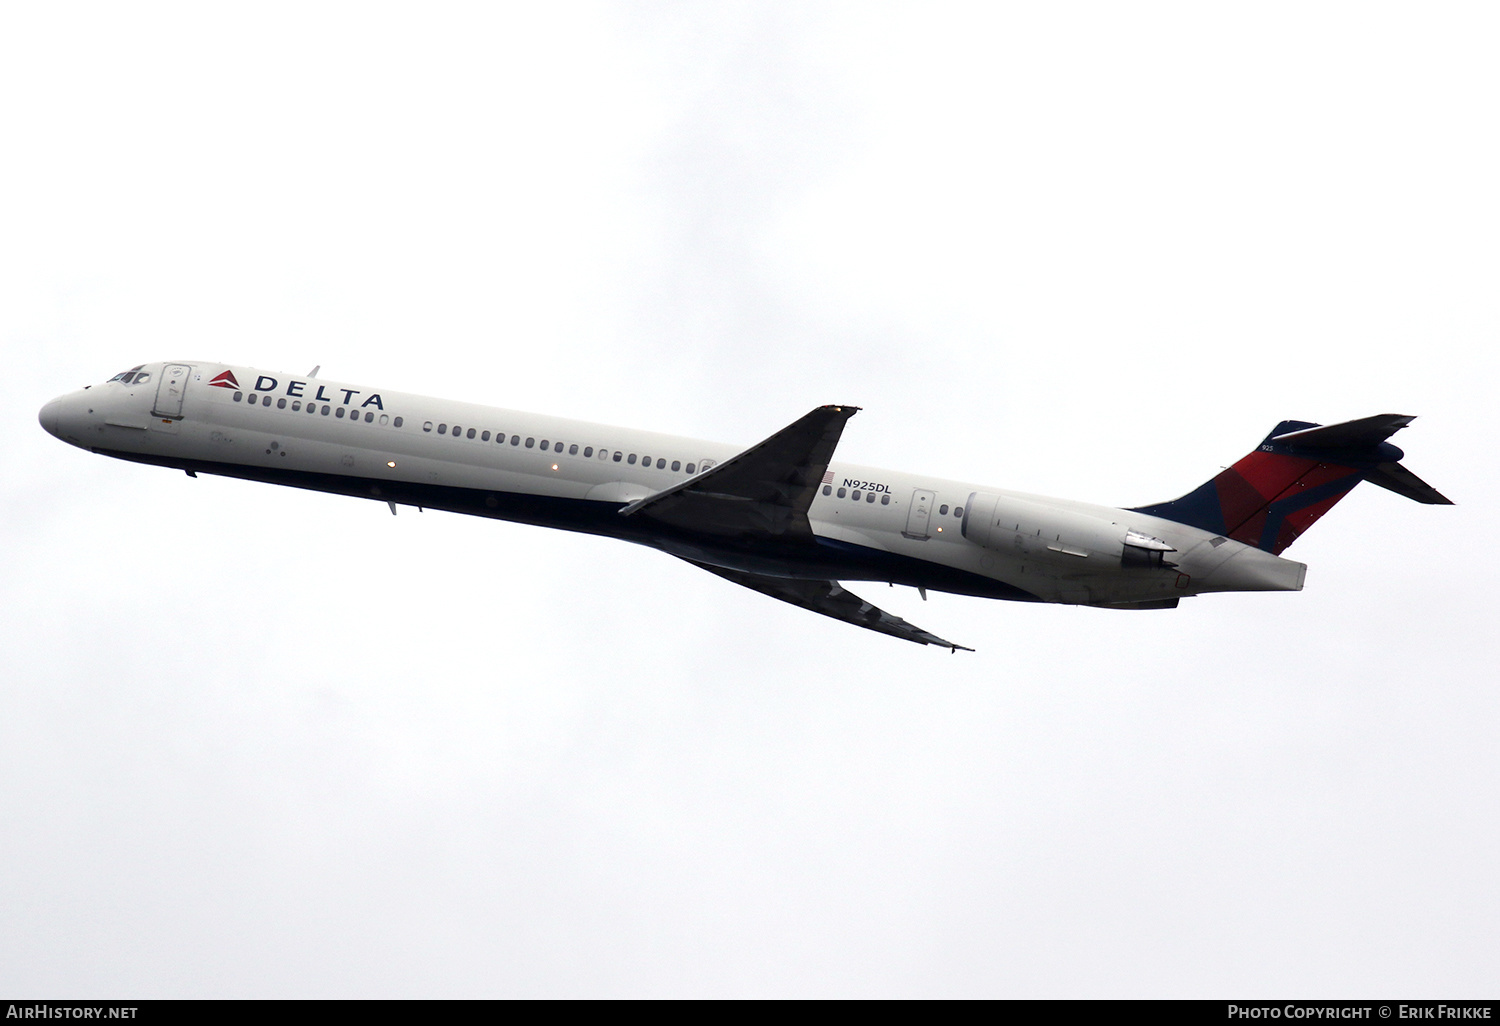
[903,489,936,539]
[152,364,191,419]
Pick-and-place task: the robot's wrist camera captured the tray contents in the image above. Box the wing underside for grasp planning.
[680,558,973,652]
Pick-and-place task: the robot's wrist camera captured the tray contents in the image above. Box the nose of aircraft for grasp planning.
[39,399,62,439]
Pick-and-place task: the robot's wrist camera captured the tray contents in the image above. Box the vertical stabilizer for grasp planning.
[1132,414,1449,555]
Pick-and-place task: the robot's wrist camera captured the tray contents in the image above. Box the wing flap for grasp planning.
[682,558,973,652]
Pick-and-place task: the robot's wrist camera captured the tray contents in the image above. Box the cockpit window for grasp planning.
[109,365,146,384]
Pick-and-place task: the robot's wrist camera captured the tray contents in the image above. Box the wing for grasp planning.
[681,558,974,652]
[620,405,859,540]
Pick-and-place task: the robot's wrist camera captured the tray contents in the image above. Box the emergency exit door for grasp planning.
[904,489,936,539]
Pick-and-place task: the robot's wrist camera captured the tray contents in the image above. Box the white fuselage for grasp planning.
[39,361,1306,607]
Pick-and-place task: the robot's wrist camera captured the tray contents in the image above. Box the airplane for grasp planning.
[38,361,1451,652]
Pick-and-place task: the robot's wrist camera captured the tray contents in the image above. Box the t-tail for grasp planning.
[1132,414,1452,555]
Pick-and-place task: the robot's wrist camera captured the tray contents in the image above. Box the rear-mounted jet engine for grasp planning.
[961,492,1176,568]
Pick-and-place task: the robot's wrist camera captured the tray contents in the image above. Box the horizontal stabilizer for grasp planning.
[1363,461,1453,505]
[1271,413,1415,451]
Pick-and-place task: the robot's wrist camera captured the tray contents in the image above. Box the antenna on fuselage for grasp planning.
[307,365,320,377]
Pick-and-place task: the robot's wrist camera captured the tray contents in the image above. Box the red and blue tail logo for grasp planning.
[1131,415,1444,554]
[208,369,240,390]
[1196,447,1365,554]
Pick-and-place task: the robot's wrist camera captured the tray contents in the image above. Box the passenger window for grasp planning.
[569,444,578,456]
[939,504,949,516]
[585,447,594,458]
[481,430,490,441]
[540,440,549,451]
[233,392,243,402]
[249,394,257,403]
[822,485,831,496]
[321,405,330,415]
[866,493,875,503]
[262,396,271,406]
[292,401,302,411]
[881,494,890,505]
[657,458,666,469]
[382,415,391,426]
[837,488,847,498]
[628,454,637,465]
[438,424,447,434]
[307,404,317,414]
[394,417,403,428]
[336,407,346,418]
[954,506,963,517]
[685,463,696,474]
[852,490,862,501]
[671,460,681,472]
[277,398,287,409]
[365,412,374,423]
[525,437,535,448]
[510,435,520,445]
[451,424,460,436]
[466,428,476,439]
[613,452,622,462]
[423,421,433,432]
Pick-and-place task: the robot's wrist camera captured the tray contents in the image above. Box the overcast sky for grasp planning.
[2,1,1497,998]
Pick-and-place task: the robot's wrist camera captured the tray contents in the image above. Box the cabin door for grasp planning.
[904,489,936,539]
[152,364,191,419]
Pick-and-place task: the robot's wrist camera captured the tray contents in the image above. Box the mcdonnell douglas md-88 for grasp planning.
[39,361,1451,651]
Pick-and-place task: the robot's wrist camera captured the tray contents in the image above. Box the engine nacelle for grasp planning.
[961,492,1175,569]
